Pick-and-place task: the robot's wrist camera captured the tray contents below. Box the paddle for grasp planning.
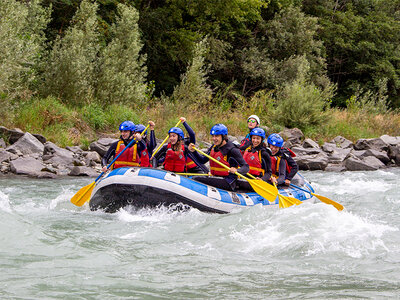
[192,146,278,203]
[245,172,302,208]
[71,123,150,207]
[150,119,182,160]
[290,183,344,211]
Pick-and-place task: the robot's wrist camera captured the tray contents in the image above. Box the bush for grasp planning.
[0,0,50,96]
[44,0,99,105]
[97,4,148,106]
[81,103,107,130]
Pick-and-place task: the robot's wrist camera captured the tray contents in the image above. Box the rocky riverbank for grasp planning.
[0,126,399,178]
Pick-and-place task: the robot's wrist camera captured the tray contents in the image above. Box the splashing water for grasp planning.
[0,169,399,299]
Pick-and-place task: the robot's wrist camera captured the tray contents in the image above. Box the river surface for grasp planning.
[0,169,399,299]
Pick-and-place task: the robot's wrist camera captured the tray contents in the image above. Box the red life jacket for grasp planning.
[113,141,140,169]
[163,143,186,172]
[240,136,250,148]
[186,156,197,170]
[270,148,295,177]
[140,148,150,167]
[243,147,264,176]
[210,146,230,176]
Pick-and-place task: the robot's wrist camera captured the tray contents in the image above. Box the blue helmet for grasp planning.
[119,121,135,131]
[267,133,284,147]
[210,124,228,136]
[135,124,147,135]
[250,128,266,139]
[168,127,184,139]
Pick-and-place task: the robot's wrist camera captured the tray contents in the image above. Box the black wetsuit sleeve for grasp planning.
[229,147,249,175]
[191,145,212,164]
[153,144,168,166]
[183,122,196,144]
[101,141,118,167]
[285,154,298,181]
[148,130,156,155]
[260,149,272,181]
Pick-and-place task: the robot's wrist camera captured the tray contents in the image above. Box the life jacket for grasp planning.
[209,146,230,176]
[163,143,186,172]
[243,146,264,176]
[186,156,197,170]
[140,148,150,167]
[113,140,140,169]
[270,148,296,177]
[240,135,250,148]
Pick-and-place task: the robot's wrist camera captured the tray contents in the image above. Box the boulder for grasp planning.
[388,145,400,165]
[327,148,352,163]
[84,151,101,165]
[295,153,329,170]
[331,136,353,149]
[279,128,304,146]
[302,138,320,149]
[344,155,385,171]
[6,132,44,156]
[10,157,47,176]
[0,149,16,163]
[360,149,390,164]
[291,146,322,156]
[349,149,367,160]
[380,135,400,146]
[89,138,118,157]
[43,142,75,166]
[0,126,46,144]
[68,166,99,177]
[325,163,346,172]
[354,138,388,151]
[66,146,84,154]
[322,142,337,153]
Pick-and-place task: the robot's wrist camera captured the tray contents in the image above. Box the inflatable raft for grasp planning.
[89,167,316,213]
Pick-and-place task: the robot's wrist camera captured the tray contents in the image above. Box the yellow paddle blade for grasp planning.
[313,193,344,211]
[248,179,278,203]
[279,194,302,207]
[70,181,95,207]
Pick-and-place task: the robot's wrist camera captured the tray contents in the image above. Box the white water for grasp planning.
[0,170,399,299]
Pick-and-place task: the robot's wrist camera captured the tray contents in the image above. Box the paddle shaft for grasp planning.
[150,120,182,160]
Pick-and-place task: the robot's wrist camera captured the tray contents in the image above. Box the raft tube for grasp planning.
[89,167,316,213]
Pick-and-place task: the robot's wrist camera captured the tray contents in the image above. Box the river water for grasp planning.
[0,169,399,299]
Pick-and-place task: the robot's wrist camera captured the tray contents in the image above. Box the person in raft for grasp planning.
[267,133,298,186]
[239,114,260,151]
[134,121,156,167]
[238,128,273,190]
[152,117,207,173]
[189,124,249,191]
[101,121,146,172]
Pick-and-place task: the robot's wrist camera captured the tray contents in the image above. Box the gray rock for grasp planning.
[228,135,239,143]
[10,157,46,176]
[0,126,46,144]
[0,138,5,148]
[325,163,346,172]
[89,138,118,157]
[84,151,101,164]
[291,146,322,156]
[388,145,400,165]
[66,146,84,154]
[328,148,352,163]
[349,149,367,160]
[380,135,400,146]
[43,142,75,166]
[344,155,385,171]
[354,138,388,151]
[295,153,329,170]
[361,149,390,164]
[0,149,13,163]
[68,166,99,177]
[302,138,320,149]
[331,136,353,149]
[6,132,44,155]
[279,128,304,145]
[322,142,337,153]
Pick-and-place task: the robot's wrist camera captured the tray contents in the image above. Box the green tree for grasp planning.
[97,3,148,105]
[0,0,50,96]
[44,0,100,105]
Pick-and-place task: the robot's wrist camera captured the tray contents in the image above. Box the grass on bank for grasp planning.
[0,95,399,148]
